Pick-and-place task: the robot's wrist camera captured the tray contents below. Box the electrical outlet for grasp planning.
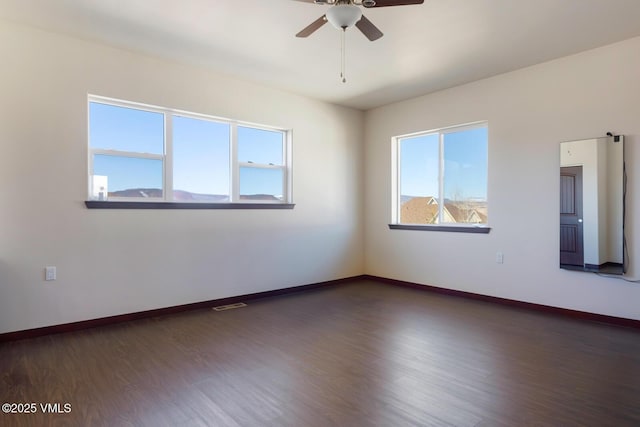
[496,252,504,264]
[45,266,56,281]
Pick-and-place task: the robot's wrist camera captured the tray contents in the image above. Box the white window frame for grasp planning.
[87,95,292,205]
[391,121,488,227]
[234,123,290,203]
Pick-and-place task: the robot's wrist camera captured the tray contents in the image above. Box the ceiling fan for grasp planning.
[295,0,425,42]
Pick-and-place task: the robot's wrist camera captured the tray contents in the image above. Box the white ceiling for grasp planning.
[2,0,640,110]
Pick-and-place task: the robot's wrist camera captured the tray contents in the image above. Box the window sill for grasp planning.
[85,201,295,210]
[388,224,491,233]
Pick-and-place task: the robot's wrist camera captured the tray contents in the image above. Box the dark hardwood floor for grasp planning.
[2,279,640,426]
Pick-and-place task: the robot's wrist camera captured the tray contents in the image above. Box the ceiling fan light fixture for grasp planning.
[326,4,363,29]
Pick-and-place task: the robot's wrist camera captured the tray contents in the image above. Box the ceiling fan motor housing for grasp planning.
[326,4,363,29]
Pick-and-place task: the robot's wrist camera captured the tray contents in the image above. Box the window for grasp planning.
[88,96,291,206]
[238,126,286,201]
[392,122,488,228]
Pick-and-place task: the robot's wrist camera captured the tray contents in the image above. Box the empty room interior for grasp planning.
[2,0,640,425]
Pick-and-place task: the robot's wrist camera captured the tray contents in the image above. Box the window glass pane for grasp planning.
[173,116,230,202]
[442,127,488,224]
[238,126,283,165]
[239,167,283,201]
[399,134,439,224]
[93,154,163,198]
[89,102,164,154]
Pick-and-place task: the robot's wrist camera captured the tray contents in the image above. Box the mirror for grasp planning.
[560,136,625,274]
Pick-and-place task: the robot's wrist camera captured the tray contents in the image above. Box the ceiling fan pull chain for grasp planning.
[341,28,347,83]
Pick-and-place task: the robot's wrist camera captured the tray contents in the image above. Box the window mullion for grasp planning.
[88,150,95,199]
[90,149,163,160]
[394,138,401,224]
[164,113,174,202]
[230,123,239,202]
[238,162,282,169]
[438,132,445,224]
[286,130,293,203]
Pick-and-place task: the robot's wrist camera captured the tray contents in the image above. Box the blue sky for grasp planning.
[90,102,284,197]
[173,115,229,195]
[400,127,488,200]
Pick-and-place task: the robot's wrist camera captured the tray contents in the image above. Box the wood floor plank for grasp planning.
[2,279,640,426]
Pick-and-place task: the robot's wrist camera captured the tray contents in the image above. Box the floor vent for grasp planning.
[212,302,247,311]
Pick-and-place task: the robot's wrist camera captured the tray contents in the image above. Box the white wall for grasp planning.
[0,21,364,334]
[364,36,640,321]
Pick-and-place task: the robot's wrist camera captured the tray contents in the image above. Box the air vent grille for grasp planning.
[212,302,247,312]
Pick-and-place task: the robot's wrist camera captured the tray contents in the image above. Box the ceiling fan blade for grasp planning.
[355,15,383,41]
[364,0,424,7]
[296,15,328,38]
